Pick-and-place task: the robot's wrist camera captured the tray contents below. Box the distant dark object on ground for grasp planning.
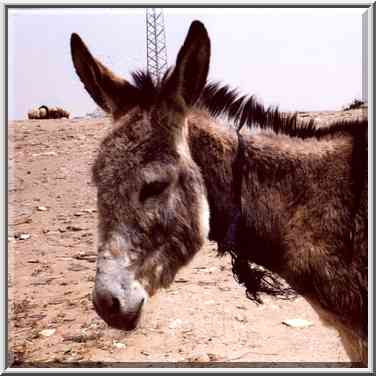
[86,107,107,119]
[28,105,70,119]
[343,99,366,111]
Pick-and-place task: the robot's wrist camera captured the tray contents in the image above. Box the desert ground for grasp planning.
[8,108,366,368]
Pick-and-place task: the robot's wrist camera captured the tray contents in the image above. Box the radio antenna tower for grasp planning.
[146,8,168,84]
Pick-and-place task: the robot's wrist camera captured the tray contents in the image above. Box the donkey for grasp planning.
[71,21,368,365]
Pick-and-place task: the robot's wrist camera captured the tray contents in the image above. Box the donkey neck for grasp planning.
[187,112,354,271]
[187,111,239,245]
[187,111,288,264]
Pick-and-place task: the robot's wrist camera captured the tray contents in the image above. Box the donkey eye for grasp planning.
[140,181,169,202]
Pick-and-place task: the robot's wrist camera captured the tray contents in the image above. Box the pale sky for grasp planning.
[8,8,365,120]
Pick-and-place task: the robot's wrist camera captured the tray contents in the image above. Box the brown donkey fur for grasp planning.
[71,21,368,365]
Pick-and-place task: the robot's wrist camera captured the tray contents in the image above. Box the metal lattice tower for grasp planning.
[146,8,168,84]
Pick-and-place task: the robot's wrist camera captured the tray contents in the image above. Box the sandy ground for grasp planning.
[8,109,366,368]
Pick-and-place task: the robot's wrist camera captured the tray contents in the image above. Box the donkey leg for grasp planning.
[306,297,367,366]
[337,328,367,367]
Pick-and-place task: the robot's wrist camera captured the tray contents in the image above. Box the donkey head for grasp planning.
[71,21,211,330]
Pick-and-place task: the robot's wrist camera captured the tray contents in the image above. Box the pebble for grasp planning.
[188,353,210,362]
[236,304,246,310]
[234,313,248,323]
[207,353,221,361]
[203,267,218,273]
[68,264,90,272]
[282,318,313,328]
[113,342,126,349]
[66,225,83,232]
[168,319,183,329]
[37,206,47,211]
[32,151,57,157]
[15,233,31,240]
[40,329,56,337]
[82,208,96,213]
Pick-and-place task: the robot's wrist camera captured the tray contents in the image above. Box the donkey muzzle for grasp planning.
[93,274,147,331]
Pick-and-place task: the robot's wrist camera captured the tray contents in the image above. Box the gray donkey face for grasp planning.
[71,21,211,330]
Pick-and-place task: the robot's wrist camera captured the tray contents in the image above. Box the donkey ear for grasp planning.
[70,33,138,115]
[165,21,210,106]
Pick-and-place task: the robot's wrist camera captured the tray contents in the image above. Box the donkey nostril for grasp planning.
[135,298,145,314]
[111,297,121,314]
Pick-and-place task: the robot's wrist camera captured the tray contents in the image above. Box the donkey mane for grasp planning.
[130,70,367,140]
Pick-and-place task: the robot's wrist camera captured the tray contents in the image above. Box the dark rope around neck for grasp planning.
[218,129,245,254]
[217,128,297,303]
